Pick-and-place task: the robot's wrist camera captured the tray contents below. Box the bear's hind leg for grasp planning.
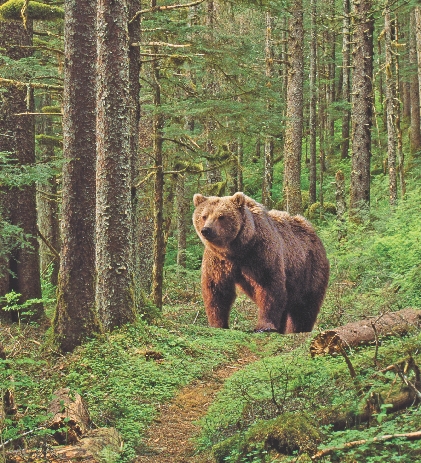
[279,302,320,334]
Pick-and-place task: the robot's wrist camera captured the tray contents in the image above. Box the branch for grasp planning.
[0,78,62,91]
[129,0,205,23]
[312,430,421,460]
[37,227,60,261]
[18,45,64,55]
[0,427,45,450]
[132,41,191,48]
[14,112,63,116]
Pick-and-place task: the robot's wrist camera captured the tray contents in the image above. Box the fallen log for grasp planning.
[48,388,91,444]
[310,308,421,357]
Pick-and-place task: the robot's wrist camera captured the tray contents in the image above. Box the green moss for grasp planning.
[0,0,64,21]
[41,105,61,114]
[306,201,336,219]
[36,134,62,148]
[212,413,321,462]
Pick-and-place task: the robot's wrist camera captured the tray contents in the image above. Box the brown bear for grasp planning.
[192,192,330,333]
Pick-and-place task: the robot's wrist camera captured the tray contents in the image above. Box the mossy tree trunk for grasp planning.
[54,0,100,351]
[96,0,136,328]
[349,0,373,221]
[0,9,42,321]
[36,93,60,287]
[308,0,317,205]
[262,11,274,209]
[128,0,143,310]
[410,9,421,155]
[283,0,304,216]
[341,0,351,160]
[384,6,397,207]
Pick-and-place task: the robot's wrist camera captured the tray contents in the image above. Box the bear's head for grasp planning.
[192,192,247,248]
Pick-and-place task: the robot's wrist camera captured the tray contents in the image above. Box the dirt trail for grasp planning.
[134,352,258,463]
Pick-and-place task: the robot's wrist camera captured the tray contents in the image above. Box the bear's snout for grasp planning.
[201,226,215,240]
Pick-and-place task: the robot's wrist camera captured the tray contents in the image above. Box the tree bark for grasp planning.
[341,0,351,159]
[335,170,346,241]
[310,308,421,357]
[96,0,136,328]
[410,10,421,155]
[384,7,397,206]
[349,0,373,221]
[283,0,304,215]
[128,0,143,311]
[262,11,274,209]
[309,0,317,205]
[54,0,100,352]
[0,8,42,321]
[151,40,166,310]
[36,93,60,287]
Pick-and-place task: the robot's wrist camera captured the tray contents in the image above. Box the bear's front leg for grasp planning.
[201,249,236,328]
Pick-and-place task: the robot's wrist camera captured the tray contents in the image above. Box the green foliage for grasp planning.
[197,333,421,462]
[0,290,45,324]
[0,0,64,21]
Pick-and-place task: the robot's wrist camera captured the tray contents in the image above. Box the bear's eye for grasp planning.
[218,215,225,220]
[202,215,207,221]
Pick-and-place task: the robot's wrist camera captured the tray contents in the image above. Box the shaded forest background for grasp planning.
[1,0,421,461]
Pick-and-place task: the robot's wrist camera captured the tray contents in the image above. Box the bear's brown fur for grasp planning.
[192,192,330,333]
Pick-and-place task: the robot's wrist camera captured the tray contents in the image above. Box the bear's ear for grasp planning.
[193,193,207,207]
[232,192,245,208]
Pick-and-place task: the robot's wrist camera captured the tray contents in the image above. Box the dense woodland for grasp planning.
[1,0,421,461]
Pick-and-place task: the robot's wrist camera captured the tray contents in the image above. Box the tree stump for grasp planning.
[48,388,91,444]
[310,308,421,357]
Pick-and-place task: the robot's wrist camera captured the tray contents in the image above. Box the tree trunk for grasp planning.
[283,0,304,215]
[262,11,274,209]
[310,308,421,357]
[36,94,60,287]
[151,41,166,310]
[128,0,143,310]
[384,7,397,206]
[176,174,187,268]
[335,170,346,241]
[96,0,136,328]
[309,0,317,205]
[54,0,100,352]
[410,9,421,155]
[341,0,351,159]
[349,0,373,221]
[0,9,42,321]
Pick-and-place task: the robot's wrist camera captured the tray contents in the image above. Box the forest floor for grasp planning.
[134,349,259,463]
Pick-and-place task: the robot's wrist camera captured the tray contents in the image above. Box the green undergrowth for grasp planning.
[1,316,298,462]
[196,332,421,462]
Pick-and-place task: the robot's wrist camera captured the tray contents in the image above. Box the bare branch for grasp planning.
[129,0,205,23]
[0,78,62,91]
[312,430,421,460]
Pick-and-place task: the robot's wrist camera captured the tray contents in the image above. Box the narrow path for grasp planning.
[134,352,258,463]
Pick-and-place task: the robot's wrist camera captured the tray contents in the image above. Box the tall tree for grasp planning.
[54,0,100,351]
[410,9,421,155]
[384,6,397,206]
[0,7,42,320]
[308,0,317,205]
[349,0,373,220]
[262,11,274,208]
[341,0,351,159]
[283,0,304,215]
[128,0,143,309]
[96,0,136,328]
